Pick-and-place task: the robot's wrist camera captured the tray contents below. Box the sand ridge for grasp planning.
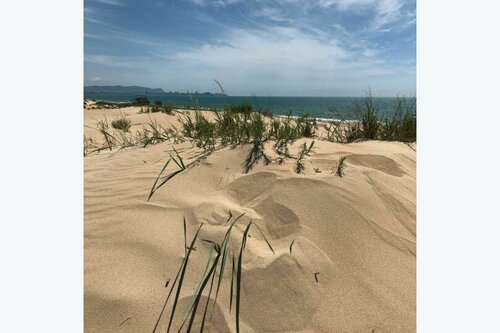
[84,107,415,332]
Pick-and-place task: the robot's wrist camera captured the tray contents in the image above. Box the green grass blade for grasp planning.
[186,255,221,332]
[230,254,235,312]
[166,223,203,333]
[210,231,231,319]
[152,218,190,333]
[251,223,275,254]
[236,222,252,333]
[187,241,216,309]
[199,266,218,333]
[183,218,187,257]
[147,158,171,201]
[172,146,186,169]
[151,259,183,333]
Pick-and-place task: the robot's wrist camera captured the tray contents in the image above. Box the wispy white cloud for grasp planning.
[189,0,243,7]
[84,33,106,40]
[310,0,410,31]
[85,0,415,95]
[251,7,294,23]
[94,0,126,6]
[85,54,139,68]
[155,26,412,95]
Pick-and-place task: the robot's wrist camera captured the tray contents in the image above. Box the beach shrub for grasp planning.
[161,105,174,115]
[111,114,132,132]
[351,91,380,140]
[379,96,416,142]
[295,141,315,173]
[96,118,116,151]
[229,101,253,115]
[180,111,216,149]
[295,113,317,138]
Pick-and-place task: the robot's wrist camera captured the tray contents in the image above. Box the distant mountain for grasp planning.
[84,85,166,95]
[84,85,222,96]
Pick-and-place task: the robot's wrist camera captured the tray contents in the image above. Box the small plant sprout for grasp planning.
[334,155,347,177]
[295,140,315,174]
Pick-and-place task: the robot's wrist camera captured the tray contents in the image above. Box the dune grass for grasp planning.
[111,113,132,132]
[295,140,315,174]
[325,91,416,143]
[147,149,186,201]
[152,214,274,333]
[334,155,347,177]
[87,85,415,181]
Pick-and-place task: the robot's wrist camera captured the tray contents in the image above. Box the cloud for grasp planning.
[84,0,415,95]
[94,0,125,6]
[157,26,412,95]
[84,33,106,40]
[310,0,410,31]
[251,7,294,23]
[189,0,242,6]
[85,54,138,68]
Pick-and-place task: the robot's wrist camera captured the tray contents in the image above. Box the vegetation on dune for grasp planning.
[87,83,415,179]
[140,85,416,332]
[111,113,132,132]
[138,104,175,115]
[152,214,274,333]
[334,155,347,177]
[326,90,416,143]
[295,141,315,174]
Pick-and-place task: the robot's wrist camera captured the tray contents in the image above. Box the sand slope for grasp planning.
[84,107,415,332]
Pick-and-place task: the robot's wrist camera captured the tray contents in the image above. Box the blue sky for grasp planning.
[84,0,415,96]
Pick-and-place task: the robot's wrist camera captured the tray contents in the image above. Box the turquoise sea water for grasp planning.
[84,94,414,121]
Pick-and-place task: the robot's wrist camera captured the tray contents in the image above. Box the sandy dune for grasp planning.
[84,107,415,332]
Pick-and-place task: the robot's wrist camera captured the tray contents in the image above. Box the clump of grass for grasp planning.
[339,91,416,142]
[295,113,317,138]
[161,105,174,115]
[96,118,116,151]
[151,104,162,113]
[379,96,416,142]
[149,103,175,114]
[228,101,253,115]
[242,141,271,174]
[111,113,132,132]
[323,119,362,143]
[334,155,347,177]
[92,100,132,109]
[87,115,184,156]
[152,213,274,333]
[295,140,315,174]
[352,90,380,140]
[180,111,217,150]
[139,118,181,147]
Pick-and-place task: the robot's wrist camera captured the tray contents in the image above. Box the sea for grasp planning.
[84,94,414,121]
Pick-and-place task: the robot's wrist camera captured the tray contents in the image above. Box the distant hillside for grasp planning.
[84,85,166,95]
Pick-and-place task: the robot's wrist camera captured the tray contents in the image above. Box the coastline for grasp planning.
[84,94,413,122]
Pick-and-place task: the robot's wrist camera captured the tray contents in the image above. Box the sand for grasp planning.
[84,106,416,332]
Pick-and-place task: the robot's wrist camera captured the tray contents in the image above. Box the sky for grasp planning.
[84,0,416,96]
